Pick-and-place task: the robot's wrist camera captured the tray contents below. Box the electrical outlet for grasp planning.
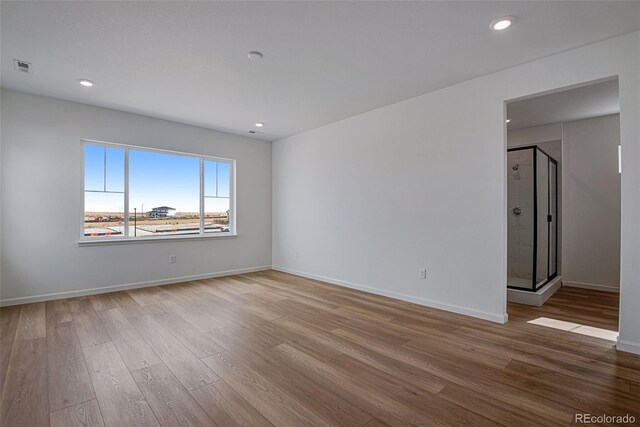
[169,255,177,264]
[419,268,427,279]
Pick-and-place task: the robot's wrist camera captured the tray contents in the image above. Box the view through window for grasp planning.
[83,142,233,239]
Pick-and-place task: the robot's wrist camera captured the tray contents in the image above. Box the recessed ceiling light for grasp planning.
[490,16,514,31]
[255,122,264,127]
[247,51,263,60]
[506,119,511,123]
[78,79,95,87]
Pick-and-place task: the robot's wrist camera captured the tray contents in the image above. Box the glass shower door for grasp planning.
[549,161,558,278]
[507,148,535,290]
[507,146,559,292]
[536,149,549,289]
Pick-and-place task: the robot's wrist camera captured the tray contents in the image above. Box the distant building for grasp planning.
[147,206,176,218]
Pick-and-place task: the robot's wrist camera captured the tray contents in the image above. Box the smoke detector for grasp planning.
[13,59,32,74]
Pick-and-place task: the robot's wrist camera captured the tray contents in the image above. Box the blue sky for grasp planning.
[84,145,230,213]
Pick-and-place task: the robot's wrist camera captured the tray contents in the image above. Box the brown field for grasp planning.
[84,211,228,228]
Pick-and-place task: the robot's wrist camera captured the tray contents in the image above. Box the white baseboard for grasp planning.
[563,280,620,293]
[0,265,272,307]
[272,266,508,324]
[616,339,640,355]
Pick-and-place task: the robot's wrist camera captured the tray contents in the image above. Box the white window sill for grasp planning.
[77,233,238,246]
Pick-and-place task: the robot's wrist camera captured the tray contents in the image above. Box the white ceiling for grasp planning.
[507,79,620,129]
[1,1,639,142]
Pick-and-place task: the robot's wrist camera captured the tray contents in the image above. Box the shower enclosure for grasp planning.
[507,146,558,291]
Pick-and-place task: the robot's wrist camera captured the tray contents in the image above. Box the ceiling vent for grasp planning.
[14,59,32,74]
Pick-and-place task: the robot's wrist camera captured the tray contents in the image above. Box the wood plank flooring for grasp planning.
[1,271,638,426]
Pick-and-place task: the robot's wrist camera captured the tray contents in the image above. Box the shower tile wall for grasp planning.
[507,150,534,282]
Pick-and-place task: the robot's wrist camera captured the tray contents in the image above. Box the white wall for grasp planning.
[272,32,640,352]
[0,90,272,304]
[563,114,621,291]
[508,123,563,147]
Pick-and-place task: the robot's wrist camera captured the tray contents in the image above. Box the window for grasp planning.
[82,141,234,241]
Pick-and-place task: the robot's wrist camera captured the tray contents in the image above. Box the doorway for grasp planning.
[505,77,621,339]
